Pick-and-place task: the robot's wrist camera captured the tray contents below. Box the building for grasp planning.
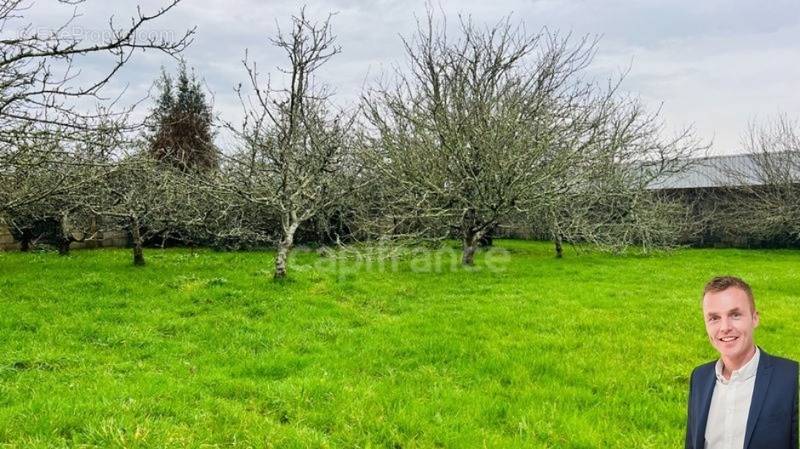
[649,152,800,247]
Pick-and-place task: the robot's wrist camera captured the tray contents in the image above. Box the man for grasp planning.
[686,276,798,449]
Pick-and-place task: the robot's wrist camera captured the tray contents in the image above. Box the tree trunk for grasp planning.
[130,216,145,266]
[479,225,494,247]
[274,223,299,279]
[133,243,145,266]
[57,212,71,256]
[554,232,563,258]
[462,230,482,266]
[19,229,31,252]
[58,239,71,256]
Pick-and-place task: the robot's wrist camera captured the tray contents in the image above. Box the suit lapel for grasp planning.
[744,349,774,449]
[696,366,717,449]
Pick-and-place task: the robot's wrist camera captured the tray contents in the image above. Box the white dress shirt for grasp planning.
[704,347,760,449]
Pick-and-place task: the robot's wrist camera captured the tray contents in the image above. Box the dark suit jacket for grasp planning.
[686,348,798,449]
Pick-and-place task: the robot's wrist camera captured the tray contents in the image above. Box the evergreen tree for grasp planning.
[148,60,217,171]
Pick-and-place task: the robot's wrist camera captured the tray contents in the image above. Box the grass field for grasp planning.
[1,240,799,448]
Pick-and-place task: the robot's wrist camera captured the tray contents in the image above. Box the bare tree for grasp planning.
[362,14,597,264]
[0,0,193,223]
[539,98,703,257]
[224,9,358,279]
[715,115,800,245]
[361,12,704,264]
[2,131,110,254]
[86,149,221,266]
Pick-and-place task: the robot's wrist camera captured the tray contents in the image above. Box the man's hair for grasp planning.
[703,276,756,312]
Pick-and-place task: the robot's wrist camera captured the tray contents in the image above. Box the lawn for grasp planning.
[1,241,799,448]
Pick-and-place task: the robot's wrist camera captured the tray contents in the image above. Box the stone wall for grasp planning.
[0,223,127,251]
[0,224,17,251]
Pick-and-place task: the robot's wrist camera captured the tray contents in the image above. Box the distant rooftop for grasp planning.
[647,152,800,190]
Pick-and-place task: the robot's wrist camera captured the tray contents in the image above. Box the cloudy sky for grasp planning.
[12,0,800,155]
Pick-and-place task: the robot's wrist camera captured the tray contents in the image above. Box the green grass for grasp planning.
[1,240,799,448]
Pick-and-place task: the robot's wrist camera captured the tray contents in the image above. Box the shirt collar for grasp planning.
[714,346,760,383]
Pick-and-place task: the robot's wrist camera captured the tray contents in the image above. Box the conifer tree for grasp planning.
[148,60,217,171]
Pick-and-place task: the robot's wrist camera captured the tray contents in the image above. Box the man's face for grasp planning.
[702,287,759,361]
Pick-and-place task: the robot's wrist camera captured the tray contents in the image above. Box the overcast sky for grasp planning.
[12,0,800,155]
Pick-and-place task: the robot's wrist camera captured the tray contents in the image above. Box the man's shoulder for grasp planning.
[761,350,799,374]
[690,360,717,381]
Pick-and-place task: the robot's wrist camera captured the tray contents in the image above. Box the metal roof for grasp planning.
[647,152,799,190]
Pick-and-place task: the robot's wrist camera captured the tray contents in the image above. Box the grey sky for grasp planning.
[11,0,800,155]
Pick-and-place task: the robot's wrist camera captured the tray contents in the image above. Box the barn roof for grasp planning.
[647,152,798,190]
